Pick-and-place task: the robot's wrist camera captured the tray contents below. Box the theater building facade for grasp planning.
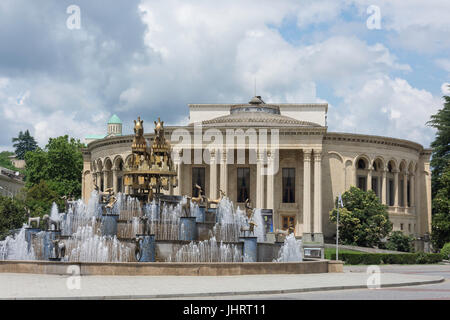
[81,96,432,243]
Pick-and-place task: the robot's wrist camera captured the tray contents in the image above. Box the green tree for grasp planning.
[330,186,393,248]
[385,231,414,252]
[427,90,450,197]
[25,135,83,198]
[431,165,450,249]
[0,196,27,240]
[11,130,38,160]
[24,180,63,223]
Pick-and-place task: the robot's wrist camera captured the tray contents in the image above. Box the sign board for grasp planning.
[260,209,273,233]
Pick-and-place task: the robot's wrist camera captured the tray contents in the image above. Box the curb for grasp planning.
[2,276,444,300]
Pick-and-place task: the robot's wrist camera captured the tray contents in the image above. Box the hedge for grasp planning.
[441,243,450,260]
[330,252,444,265]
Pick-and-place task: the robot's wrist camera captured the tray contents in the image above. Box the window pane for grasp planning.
[399,179,404,206]
[389,179,394,206]
[372,177,378,197]
[282,168,295,203]
[358,176,366,191]
[237,168,250,202]
[192,167,205,197]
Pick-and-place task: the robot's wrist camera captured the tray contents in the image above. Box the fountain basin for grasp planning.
[0,259,343,276]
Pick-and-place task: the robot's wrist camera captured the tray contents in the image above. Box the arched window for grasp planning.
[357,159,366,169]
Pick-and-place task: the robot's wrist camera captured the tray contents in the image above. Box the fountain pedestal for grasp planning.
[205,207,216,223]
[196,205,206,223]
[101,214,119,237]
[43,230,61,260]
[25,228,41,251]
[239,236,258,262]
[135,234,156,262]
[179,217,198,241]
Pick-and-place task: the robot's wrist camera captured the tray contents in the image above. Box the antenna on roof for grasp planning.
[254,77,256,96]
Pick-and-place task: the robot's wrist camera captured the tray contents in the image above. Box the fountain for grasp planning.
[0,117,339,276]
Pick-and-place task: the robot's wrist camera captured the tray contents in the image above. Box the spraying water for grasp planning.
[275,233,303,262]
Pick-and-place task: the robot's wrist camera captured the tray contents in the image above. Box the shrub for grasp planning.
[331,252,443,265]
[440,243,450,260]
[385,231,414,252]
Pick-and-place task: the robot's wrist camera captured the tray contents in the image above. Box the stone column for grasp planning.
[367,167,373,191]
[209,150,217,200]
[302,149,312,234]
[313,150,322,234]
[112,168,119,194]
[266,152,275,210]
[393,169,399,208]
[103,170,108,192]
[177,160,183,196]
[256,150,264,209]
[404,173,409,208]
[220,149,228,196]
[92,172,98,189]
[174,151,182,196]
[381,169,387,205]
[410,174,415,207]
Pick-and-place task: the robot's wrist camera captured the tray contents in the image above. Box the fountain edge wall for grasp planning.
[0,259,343,276]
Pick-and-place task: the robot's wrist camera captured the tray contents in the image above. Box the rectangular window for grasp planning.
[281,215,296,232]
[372,177,378,198]
[282,168,295,203]
[407,180,411,207]
[358,176,367,191]
[117,177,123,193]
[192,167,205,197]
[389,179,394,206]
[237,167,250,203]
[399,179,404,207]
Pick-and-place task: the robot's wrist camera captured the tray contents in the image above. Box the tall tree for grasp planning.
[12,130,38,160]
[330,187,392,248]
[427,88,450,250]
[427,91,450,197]
[431,165,450,249]
[25,135,84,198]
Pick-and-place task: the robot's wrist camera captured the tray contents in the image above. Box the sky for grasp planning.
[0,0,448,150]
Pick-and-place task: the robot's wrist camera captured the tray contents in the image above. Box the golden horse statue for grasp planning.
[132,116,147,156]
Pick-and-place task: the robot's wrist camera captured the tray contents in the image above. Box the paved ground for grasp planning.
[0,265,445,299]
[179,265,450,300]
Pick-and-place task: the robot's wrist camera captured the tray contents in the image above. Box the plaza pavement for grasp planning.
[0,266,445,299]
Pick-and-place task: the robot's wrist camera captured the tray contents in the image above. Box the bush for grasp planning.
[385,231,414,252]
[331,252,444,265]
[440,243,450,260]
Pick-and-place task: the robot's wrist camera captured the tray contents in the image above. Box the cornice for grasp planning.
[324,132,425,153]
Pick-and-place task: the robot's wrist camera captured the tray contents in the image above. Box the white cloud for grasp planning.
[348,0,450,53]
[329,76,441,146]
[436,59,450,73]
[0,0,443,151]
[442,83,450,95]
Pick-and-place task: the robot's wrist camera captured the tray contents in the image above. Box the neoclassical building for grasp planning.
[81,97,432,243]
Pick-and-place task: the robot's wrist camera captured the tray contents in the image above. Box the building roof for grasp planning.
[199,110,322,127]
[197,96,322,127]
[85,134,106,139]
[108,114,122,124]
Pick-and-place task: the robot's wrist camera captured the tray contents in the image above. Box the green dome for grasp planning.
[108,114,122,124]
